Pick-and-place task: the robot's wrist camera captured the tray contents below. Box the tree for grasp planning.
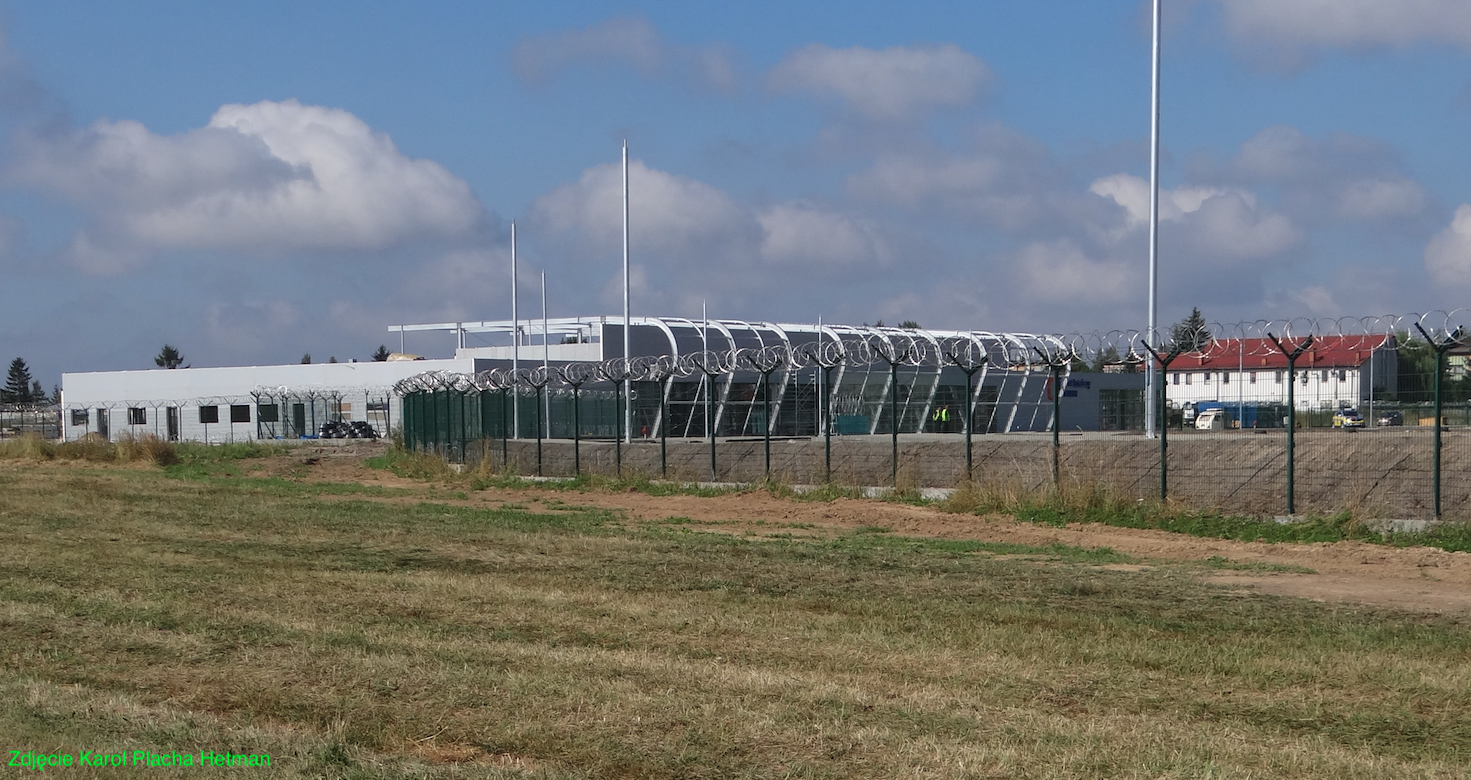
[1169,307,1212,352]
[328,356,338,363]
[898,320,921,329]
[155,344,186,369]
[1091,345,1122,372]
[4,358,35,402]
[301,354,312,364]
[30,380,44,401]
[371,345,391,362]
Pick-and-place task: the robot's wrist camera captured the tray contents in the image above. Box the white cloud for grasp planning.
[846,124,1101,230]
[1222,126,1428,223]
[769,43,990,120]
[511,17,737,93]
[1217,0,1471,49]
[528,159,756,260]
[1014,240,1135,304]
[1089,174,1234,225]
[9,99,485,271]
[1425,205,1471,288]
[1091,173,1298,260]
[1210,0,1471,67]
[757,202,891,268]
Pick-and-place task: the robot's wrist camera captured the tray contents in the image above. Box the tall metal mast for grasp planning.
[511,222,519,440]
[1146,0,1162,438]
[622,141,632,443]
[542,270,550,438]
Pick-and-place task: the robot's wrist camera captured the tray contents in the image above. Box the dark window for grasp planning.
[1222,372,1230,385]
[199,405,219,424]
[257,404,280,423]
[70,409,88,426]
[230,405,251,423]
[127,408,146,425]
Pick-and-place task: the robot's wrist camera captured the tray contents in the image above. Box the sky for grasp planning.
[3,0,1471,386]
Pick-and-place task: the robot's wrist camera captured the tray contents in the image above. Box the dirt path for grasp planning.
[280,449,1471,615]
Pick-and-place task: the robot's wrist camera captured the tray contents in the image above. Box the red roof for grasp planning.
[1173,335,1389,371]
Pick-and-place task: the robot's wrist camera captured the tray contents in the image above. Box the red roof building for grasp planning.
[1165,335,1397,410]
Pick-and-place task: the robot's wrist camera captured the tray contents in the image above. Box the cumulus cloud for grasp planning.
[1208,0,1471,67]
[768,43,990,120]
[528,159,756,261]
[757,202,892,268]
[1090,173,1299,260]
[8,99,486,272]
[1014,240,1136,304]
[1425,205,1471,288]
[511,17,737,93]
[846,123,1104,230]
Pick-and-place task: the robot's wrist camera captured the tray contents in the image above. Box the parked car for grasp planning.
[1377,410,1403,426]
[1195,409,1233,430]
[1332,408,1364,429]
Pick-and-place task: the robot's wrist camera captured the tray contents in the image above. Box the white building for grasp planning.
[62,358,472,443]
[1164,336,1396,411]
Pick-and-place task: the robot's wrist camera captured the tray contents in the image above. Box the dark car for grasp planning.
[1378,410,1403,426]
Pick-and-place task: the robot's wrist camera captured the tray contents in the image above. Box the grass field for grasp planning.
[2,449,1470,778]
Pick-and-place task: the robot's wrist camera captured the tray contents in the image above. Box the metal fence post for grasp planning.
[1267,333,1314,516]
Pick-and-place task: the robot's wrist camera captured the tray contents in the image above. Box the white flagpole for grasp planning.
[623,141,632,443]
[1146,0,1162,438]
[542,270,550,438]
[511,222,519,440]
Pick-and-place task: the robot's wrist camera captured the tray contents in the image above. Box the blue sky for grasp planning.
[3,0,1471,386]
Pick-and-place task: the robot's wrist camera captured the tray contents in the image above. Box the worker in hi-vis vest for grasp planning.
[932,406,951,424]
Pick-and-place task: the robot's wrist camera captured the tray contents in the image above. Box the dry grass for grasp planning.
[2,457,1470,778]
[0,434,178,465]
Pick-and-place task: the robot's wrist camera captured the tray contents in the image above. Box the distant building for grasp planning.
[59,315,1159,443]
[1163,336,1396,410]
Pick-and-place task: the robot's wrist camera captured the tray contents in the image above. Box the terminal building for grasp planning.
[61,315,1147,443]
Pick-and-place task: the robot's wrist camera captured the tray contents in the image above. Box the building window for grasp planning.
[1172,373,1180,385]
[127,408,146,425]
[1185,373,1192,385]
[1337,369,1347,381]
[1321,370,1329,382]
[70,409,88,426]
[229,405,251,423]
[257,404,280,423]
[199,405,219,424]
[1250,371,1257,384]
[1301,372,1309,384]
[1275,371,1283,384]
[1223,372,1230,385]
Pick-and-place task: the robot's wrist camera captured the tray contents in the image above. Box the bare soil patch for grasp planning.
[283,448,1471,615]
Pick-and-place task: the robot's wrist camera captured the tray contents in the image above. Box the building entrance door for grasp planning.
[166,407,179,441]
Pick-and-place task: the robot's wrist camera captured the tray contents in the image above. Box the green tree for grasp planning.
[898,320,921,329]
[154,344,186,369]
[301,354,312,364]
[1169,307,1212,351]
[371,345,391,362]
[1091,345,1122,372]
[4,358,35,402]
[328,356,338,364]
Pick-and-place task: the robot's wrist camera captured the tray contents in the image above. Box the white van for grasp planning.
[1195,409,1233,430]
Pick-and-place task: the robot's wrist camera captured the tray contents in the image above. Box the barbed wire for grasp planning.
[390,311,1471,396]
